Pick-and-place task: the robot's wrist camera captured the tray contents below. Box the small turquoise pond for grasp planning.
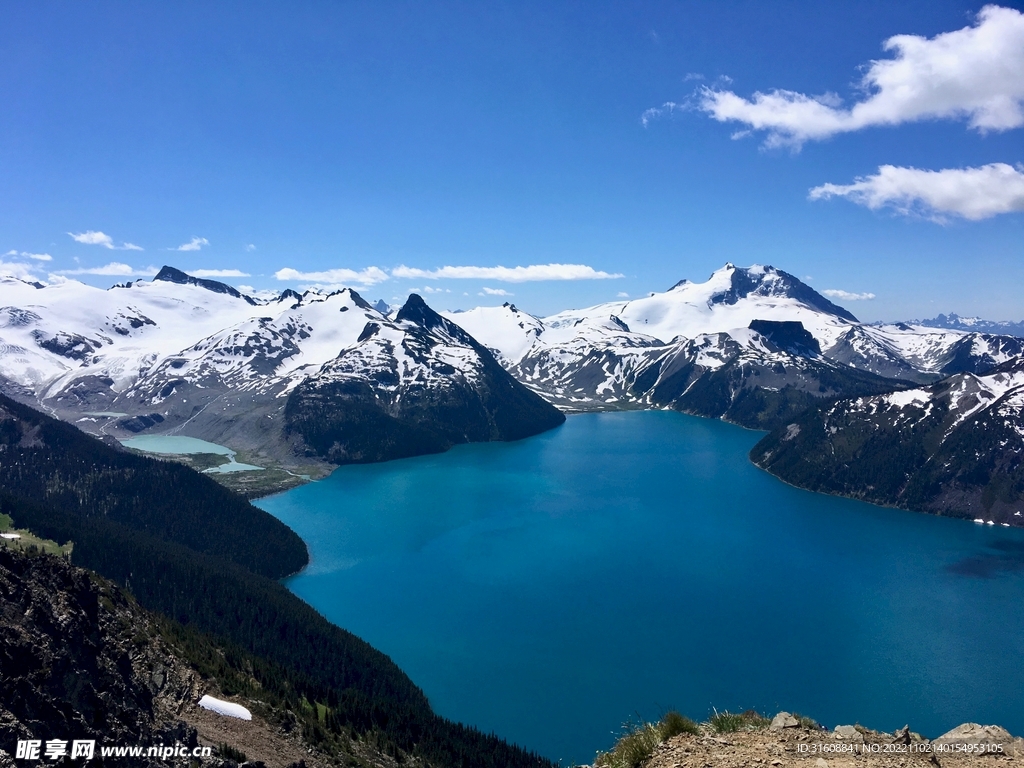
[122,435,263,472]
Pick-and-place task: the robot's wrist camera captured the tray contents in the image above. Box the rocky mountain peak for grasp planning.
[396,293,449,331]
[707,263,859,323]
[153,266,257,305]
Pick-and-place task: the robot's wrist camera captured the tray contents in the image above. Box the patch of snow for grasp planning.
[884,390,931,408]
[198,695,252,720]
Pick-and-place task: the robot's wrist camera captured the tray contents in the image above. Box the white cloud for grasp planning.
[641,101,685,128]
[189,269,251,278]
[392,263,623,282]
[57,262,158,277]
[4,250,52,261]
[274,266,389,286]
[245,244,256,252]
[810,162,1024,221]
[69,231,114,247]
[68,230,143,251]
[422,285,450,294]
[0,259,43,281]
[616,291,630,298]
[480,287,513,296]
[698,5,1024,147]
[237,285,280,301]
[175,237,209,252]
[823,289,876,301]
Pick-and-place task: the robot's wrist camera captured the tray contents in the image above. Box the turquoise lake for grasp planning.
[256,411,1024,764]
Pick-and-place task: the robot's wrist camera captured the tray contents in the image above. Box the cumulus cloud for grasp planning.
[188,269,251,278]
[56,262,158,277]
[392,263,623,282]
[4,250,52,261]
[480,287,513,296]
[68,231,143,251]
[617,291,630,298]
[698,5,1024,147]
[274,266,390,286]
[0,259,43,281]
[823,289,876,301]
[810,162,1024,221]
[175,237,209,252]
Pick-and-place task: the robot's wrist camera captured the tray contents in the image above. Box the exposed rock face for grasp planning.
[0,548,368,768]
[0,548,200,765]
[933,723,1014,747]
[751,357,1024,525]
[770,712,799,730]
[285,294,565,464]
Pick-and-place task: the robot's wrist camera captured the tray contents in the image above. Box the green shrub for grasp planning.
[595,723,661,768]
[658,711,700,739]
[709,711,745,733]
[709,709,769,733]
[793,713,819,729]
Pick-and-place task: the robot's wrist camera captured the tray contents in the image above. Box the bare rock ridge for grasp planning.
[591,710,1023,768]
[152,265,257,305]
[643,720,1024,768]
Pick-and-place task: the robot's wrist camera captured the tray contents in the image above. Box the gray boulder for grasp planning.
[834,725,864,743]
[932,723,1012,746]
[770,712,799,730]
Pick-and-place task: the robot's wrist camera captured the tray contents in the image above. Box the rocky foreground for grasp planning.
[641,715,1023,768]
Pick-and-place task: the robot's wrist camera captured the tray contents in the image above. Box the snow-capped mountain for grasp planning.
[0,266,562,468]
[444,264,1023,420]
[285,295,565,463]
[1,262,1020,477]
[900,313,1024,339]
[752,357,1024,524]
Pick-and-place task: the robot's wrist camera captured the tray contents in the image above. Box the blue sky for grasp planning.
[1,1,1022,320]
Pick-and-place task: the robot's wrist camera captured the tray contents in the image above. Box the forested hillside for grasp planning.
[0,394,553,768]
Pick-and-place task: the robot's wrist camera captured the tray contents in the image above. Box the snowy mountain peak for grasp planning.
[153,266,257,305]
[704,263,858,323]
[396,293,447,330]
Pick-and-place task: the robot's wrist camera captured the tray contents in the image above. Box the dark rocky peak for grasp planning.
[357,322,381,343]
[708,264,859,323]
[396,293,448,331]
[748,320,822,358]
[153,266,257,305]
[345,288,374,311]
[277,288,302,303]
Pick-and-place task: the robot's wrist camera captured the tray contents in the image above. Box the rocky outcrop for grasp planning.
[751,357,1024,526]
[641,716,1024,768]
[0,547,200,765]
[0,548,378,768]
